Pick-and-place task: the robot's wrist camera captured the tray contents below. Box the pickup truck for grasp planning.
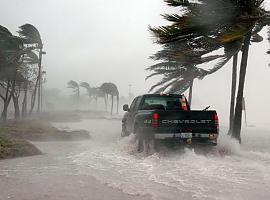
[121,94,219,152]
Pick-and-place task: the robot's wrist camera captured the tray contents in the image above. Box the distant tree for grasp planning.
[100,82,119,115]
[67,80,80,106]
[80,82,92,103]
[91,87,107,108]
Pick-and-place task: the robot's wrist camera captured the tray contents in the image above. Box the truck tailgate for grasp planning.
[155,110,218,133]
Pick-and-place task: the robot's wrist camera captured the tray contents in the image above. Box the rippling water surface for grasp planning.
[53,118,270,200]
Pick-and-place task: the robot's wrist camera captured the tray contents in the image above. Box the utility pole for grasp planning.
[37,50,46,113]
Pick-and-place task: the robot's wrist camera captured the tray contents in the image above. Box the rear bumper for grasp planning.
[137,127,218,145]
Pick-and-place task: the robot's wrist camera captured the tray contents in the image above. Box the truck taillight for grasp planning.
[214,113,219,129]
[152,113,159,127]
[181,95,188,111]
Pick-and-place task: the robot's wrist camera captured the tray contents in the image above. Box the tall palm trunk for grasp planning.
[105,94,108,111]
[232,33,252,143]
[188,79,194,107]
[111,95,114,115]
[116,94,119,114]
[30,78,39,114]
[22,82,28,117]
[12,95,20,120]
[37,48,43,113]
[1,80,15,121]
[228,54,238,135]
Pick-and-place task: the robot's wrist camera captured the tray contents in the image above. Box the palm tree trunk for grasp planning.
[228,53,238,135]
[116,94,119,114]
[1,102,9,121]
[1,81,10,121]
[188,79,194,107]
[12,95,20,120]
[22,81,28,117]
[232,33,252,143]
[105,94,108,111]
[37,48,43,113]
[111,95,114,115]
[1,80,15,122]
[30,77,39,114]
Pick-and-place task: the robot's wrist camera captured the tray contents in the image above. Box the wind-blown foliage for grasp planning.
[17,24,42,47]
[148,0,270,94]
[100,82,119,114]
[148,0,270,143]
[0,24,45,120]
[67,80,80,94]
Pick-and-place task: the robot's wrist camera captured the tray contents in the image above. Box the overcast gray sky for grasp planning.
[1,0,270,124]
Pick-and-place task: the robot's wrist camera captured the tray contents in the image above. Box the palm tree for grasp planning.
[149,0,270,143]
[0,25,25,121]
[21,51,39,116]
[100,82,119,115]
[228,54,238,135]
[68,80,80,96]
[80,82,93,103]
[18,24,44,113]
[67,80,80,107]
[91,87,107,108]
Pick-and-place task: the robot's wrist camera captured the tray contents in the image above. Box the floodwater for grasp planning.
[1,118,270,200]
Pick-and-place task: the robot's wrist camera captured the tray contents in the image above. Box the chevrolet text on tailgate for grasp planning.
[121,94,219,152]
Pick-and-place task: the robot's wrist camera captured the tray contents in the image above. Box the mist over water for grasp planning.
[53,118,270,200]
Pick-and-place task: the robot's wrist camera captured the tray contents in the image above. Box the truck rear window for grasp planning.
[141,96,186,110]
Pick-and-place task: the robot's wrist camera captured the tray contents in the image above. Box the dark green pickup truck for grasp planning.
[121,94,219,152]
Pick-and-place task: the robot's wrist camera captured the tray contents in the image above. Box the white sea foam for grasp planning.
[55,119,270,200]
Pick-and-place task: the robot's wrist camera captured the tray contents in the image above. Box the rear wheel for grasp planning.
[135,128,155,154]
[121,123,130,137]
[136,128,144,152]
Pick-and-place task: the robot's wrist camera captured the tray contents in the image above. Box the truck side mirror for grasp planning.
[123,104,130,112]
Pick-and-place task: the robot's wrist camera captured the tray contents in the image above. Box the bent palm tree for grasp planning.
[18,24,43,113]
[80,82,92,103]
[148,0,270,143]
[0,25,26,121]
[67,80,80,107]
[100,82,119,115]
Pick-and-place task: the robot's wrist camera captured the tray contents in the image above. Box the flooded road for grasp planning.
[1,118,270,200]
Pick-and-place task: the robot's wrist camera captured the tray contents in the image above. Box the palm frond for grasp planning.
[18,24,42,46]
[168,79,192,94]
[164,0,190,7]
[23,51,39,64]
[0,25,12,37]
[218,17,256,44]
[67,80,79,89]
[205,39,243,76]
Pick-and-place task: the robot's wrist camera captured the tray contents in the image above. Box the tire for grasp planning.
[135,127,144,153]
[135,127,155,154]
[121,130,130,137]
[121,123,130,137]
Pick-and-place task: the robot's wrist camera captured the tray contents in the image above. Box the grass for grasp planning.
[0,131,41,160]
[0,118,90,160]
[2,119,90,141]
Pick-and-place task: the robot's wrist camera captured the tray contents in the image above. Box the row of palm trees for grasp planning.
[0,24,45,121]
[67,80,119,115]
[147,0,270,143]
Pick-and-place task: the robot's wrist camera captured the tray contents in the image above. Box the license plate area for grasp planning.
[179,132,192,139]
[154,133,193,139]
